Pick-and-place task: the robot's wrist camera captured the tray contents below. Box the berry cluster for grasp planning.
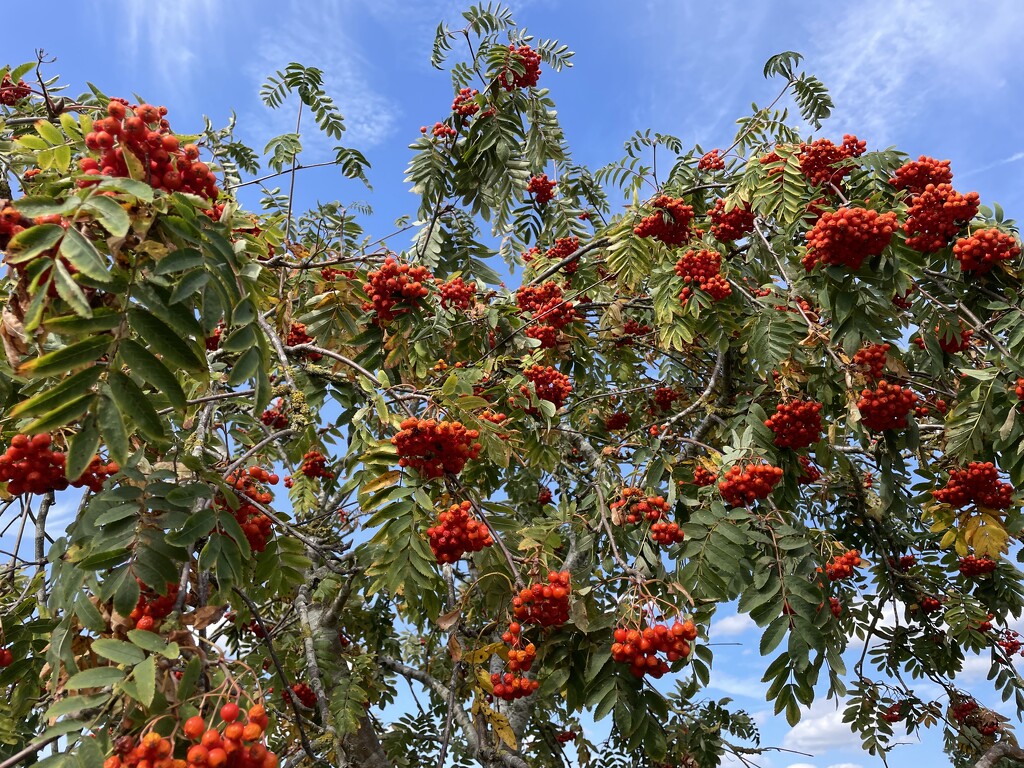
[674,248,731,303]
[904,183,980,253]
[290,683,316,709]
[424,122,457,139]
[128,579,179,631]
[890,156,952,193]
[797,134,866,188]
[516,282,578,348]
[708,198,755,242]
[698,149,725,171]
[490,670,539,701]
[545,236,581,273]
[718,462,784,507]
[173,702,276,768]
[802,207,898,271]
[220,469,277,552]
[299,451,334,480]
[998,629,1023,659]
[0,74,30,106]
[634,196,695,246]
[959,555,998,577]
[206,324,224,352]
[950,698,979,723]
[80,101,218,199]
[603,412,630,431]
[881,702,904,724]
[615,319,654,346]
[913,324,973,354]
[320,266,355,282]
[611,620,698,679]
[362,256,433,323]
[437,276,476,310]
[651,387,680,413]
[891,554,917,572]
[947,696,998,735]
[527,174,557,205]
[0,434,118,495]
[919,596,943,615]
[692,466,717,487]
[286,323,322,361]
[451,87,480,116]
[825,550,862,581]
[537,487,553,505]
[0,205,31,250]
[829,597,843,618]
[765,399,822,450]
[520,365,572,412]
[914,394,949,419]
[798,456,822,485]
[650,520,686,545]
[610,488,670,524]
[501,45,542,90]
[392,418,482,479]
[426,500,493,564]
[260,400,289,429]
[501,622,537,673]
[512,571,571,626]
[953,228,1021,273]
[932,462,1014,510]
[892,286,916,310]
[857,382,918,432]
[853,343,890,380]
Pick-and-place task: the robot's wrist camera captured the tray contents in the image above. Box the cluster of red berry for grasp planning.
[0,434,118,495]
[610,488,670,524]
[0,74,31,106]
[491,621,539,701]
[172,702,276,768]
[319,266,355,282]
[708,198,755,242]
[516,282,578,348]
[856,382,918,432]
[392,417,482,479]
[615,319,654,346]
[889,156,952,192]
[298,451,333,480]
[220,468,277,553]
[932,462,1014,510]
[650,520,686,545]
[765,399,822,450]
[998,629,1023,659]
[634,195,695,246]
[611,620,698,679]
[362,256,433,323]
[437,276,476,310]
[651,386,679,413]
[801,207,898,271]
[692,466,717,487]
[952,228,1021,273]
[80,100,218,199]
[674,248,731,303]
[798,456,822,485]
[890,554,917,572]
[797,134,866,188]
[892,286,916,310]
[537,487,553,505]
[698,149,725,170]
[520,365,572,412]
[260,400,289,429]
[501,45,542,90]
[718,462,784,507]
[428,122,457,139]
[206,324,224,352]
[853,343,890,380]
[512,571,571,626]
[825,550,862,581]
[426,500,493,564]
[289,683,316,709]
[919,596,943,615]
[451,87,480,116]
[129,579,179,631]
[948,697,998,735]
[914,394,949,419]
[959,555,998,577]
[546,236,581,273]
[527,174,557,205]
[913,324,973,354]
[0,205,32,251]
[881,702,904,723]
[603,412,630,431]
[903,183,980,253]
[286,323,322,361]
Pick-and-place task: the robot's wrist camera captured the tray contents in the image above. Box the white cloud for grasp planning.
[961,151,1024,178]
[826,763,863,768]
[120,0,220,86]
[784,700,862,753]
[715,612,757,637]
[785,763,817,768]
[706,671,767,699]
[811,0,1024,144]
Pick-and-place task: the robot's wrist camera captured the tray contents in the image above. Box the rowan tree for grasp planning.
[0,6,1023,768]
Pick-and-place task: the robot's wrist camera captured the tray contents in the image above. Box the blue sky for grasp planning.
[6,1,1024,767]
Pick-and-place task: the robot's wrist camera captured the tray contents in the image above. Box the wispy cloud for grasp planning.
[960,151,1024,178]
[119,0,221,87]
[810,0,1023,144]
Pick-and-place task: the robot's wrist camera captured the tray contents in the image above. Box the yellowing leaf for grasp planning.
[972,521,1010,559]
[476,669,494,693]
[939,529,958,550]
[461,642,504,664]
[486,708,517,750]
[361,470,401,496]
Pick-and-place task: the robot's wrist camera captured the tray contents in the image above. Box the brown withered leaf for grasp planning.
[437,609,461,631]
[1,307,29,367]
[185,605,226,630]
[447,633,462,662]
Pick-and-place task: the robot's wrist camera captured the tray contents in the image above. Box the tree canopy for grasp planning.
[1,6,1023,768]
